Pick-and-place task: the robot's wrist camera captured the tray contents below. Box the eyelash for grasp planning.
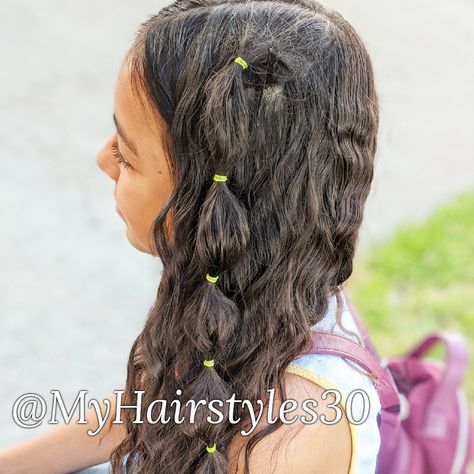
[111,141,131,169]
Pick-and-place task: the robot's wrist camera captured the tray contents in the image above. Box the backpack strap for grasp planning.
[299,329,400,411]
[406,330,470,438]
[341,285,382,359]
[340,286,402,399]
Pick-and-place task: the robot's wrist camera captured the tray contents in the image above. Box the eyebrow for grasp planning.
[113,113,138,156]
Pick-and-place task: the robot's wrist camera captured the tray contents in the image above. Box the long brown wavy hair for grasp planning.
[109,0,379,472]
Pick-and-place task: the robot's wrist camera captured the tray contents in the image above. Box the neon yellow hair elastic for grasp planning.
[203,359,215,368]
[206,273,219,283]
[213,174,227,182]
[206,443,217,454]
[233,56,248,70]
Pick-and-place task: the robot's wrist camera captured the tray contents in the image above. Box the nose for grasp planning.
[96,135,120,181]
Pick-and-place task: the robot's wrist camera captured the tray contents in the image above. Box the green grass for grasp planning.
[347,189,474,407]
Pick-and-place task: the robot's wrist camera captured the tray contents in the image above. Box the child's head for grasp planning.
[101,0,379,472]
[97,0,378,262]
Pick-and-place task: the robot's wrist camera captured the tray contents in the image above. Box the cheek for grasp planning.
[116,173,164,238]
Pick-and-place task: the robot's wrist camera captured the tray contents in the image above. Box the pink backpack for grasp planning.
[300,288,474,473]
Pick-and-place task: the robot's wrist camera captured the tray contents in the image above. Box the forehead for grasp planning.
[114,58,170,167]
[114,60,150,132]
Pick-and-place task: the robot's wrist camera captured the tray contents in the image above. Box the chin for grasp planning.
[125,227,150,254]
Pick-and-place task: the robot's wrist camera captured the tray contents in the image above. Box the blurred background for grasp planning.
[0,0,473,446]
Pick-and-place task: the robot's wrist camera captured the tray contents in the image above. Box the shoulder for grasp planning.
[227,371,352,474]
[286,349,383,474]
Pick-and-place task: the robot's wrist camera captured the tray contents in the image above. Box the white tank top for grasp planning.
[285,289,382,473]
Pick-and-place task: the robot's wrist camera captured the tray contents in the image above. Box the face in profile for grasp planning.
[96,58,174,255]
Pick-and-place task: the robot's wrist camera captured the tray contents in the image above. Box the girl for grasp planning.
[0,0,383,472]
